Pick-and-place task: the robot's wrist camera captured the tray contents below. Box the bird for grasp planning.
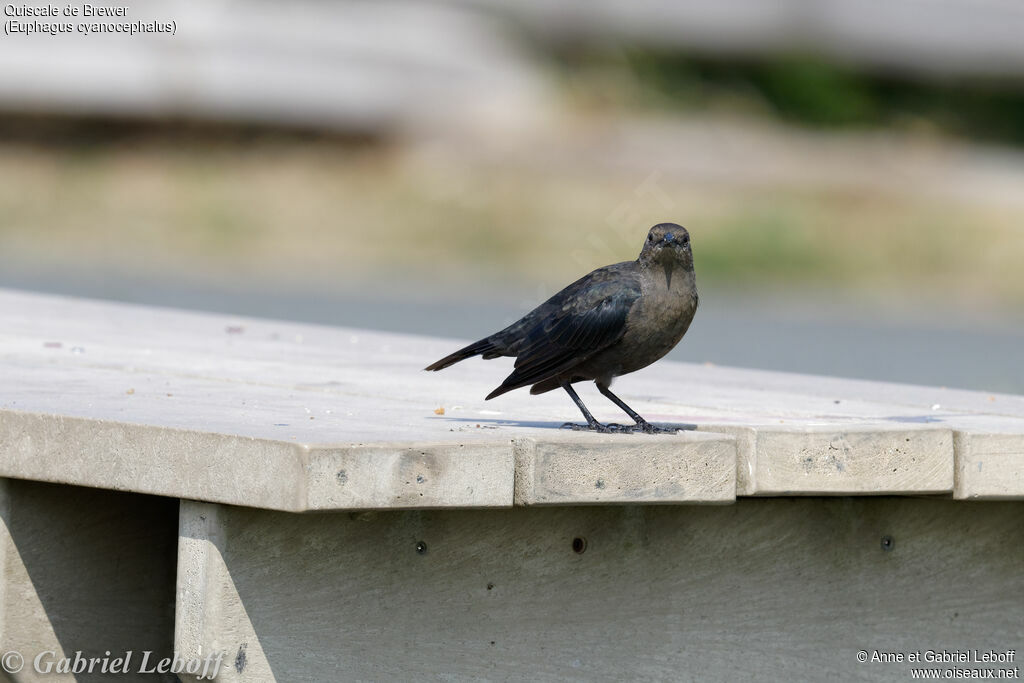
[425,223,698,433]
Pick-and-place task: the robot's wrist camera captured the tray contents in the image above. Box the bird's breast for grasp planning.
[616,271,697,374]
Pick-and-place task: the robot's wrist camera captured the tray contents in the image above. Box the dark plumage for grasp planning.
[425,223,698,433]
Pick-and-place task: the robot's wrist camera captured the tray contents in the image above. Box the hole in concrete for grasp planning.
[416,541,427,555]
[880,535,895,552]
[572,537,587,554]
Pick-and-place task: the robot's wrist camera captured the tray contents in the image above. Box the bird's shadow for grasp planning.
[430,417,698,432]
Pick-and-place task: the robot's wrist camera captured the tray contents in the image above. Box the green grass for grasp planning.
[562,50,1024,146]
[1,140,1023,311]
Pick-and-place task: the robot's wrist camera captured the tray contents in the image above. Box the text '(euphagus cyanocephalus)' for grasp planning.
[425,223,698,433]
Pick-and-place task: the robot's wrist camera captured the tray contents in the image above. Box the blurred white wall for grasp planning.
[462,0,1024,77]
[3,0,1024,133]
[0,0,548,134]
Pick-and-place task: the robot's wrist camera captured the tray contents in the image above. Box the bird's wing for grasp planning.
[486,271,641,398]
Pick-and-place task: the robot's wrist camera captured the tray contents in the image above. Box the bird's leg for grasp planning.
[560,382,613,433]
[597,383,678,434]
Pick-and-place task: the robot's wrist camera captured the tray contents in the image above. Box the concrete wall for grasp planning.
[178,498,1024,681]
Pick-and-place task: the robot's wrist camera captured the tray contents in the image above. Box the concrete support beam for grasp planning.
[175,498,1024,681]
[0,479,178,681]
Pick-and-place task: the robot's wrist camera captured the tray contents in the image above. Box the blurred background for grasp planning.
[2,0,1023,392]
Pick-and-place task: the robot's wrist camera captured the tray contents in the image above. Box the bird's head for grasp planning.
[639,223,692,268]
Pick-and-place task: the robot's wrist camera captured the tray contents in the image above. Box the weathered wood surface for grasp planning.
[2,289,1023,507]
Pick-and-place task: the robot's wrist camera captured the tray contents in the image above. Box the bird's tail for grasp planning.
[424,337,504,371]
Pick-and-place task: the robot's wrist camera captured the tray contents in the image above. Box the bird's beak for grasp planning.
[661,232,675,245]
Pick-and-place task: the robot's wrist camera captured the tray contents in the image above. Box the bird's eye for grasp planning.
[647,235,653,242]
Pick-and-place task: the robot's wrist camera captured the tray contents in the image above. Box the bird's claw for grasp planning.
[560,421,618,433]
[634,421,680,434]
[560,421,677,434]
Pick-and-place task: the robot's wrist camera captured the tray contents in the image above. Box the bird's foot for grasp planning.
[560,421,623,434]
[560,422,646,434]
[634,420,680,434]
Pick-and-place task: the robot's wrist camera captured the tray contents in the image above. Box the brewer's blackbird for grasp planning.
[425,223,698,433]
